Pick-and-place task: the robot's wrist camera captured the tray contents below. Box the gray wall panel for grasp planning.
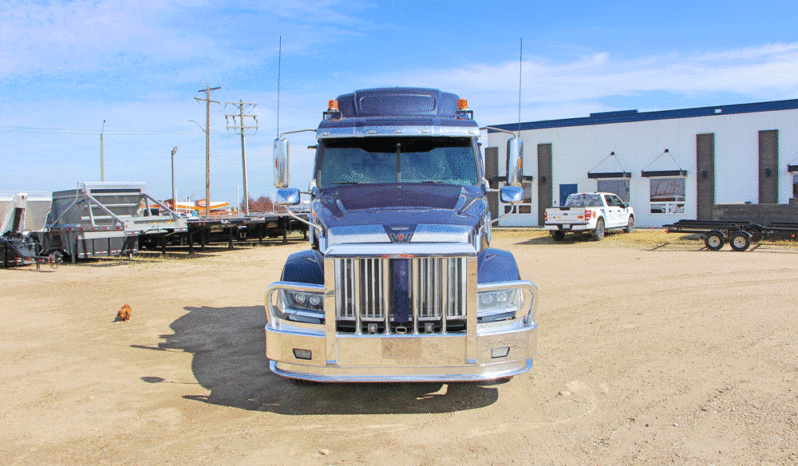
[537,143,553,226]
[759,130,779,203]
[696,133,715,220]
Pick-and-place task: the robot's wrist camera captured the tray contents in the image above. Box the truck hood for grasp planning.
[313,183,486,243]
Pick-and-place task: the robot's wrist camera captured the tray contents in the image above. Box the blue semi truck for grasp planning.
[264,88,538,383]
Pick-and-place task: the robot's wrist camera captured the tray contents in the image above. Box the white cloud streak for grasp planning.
[358,42,798,123]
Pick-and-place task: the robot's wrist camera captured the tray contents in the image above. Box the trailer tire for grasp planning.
[704,231,725,251]
[730,231,752,252]
[591,218,605,241]
[551,231,566,241]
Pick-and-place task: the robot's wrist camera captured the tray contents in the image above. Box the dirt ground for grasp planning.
[1,230,797,465]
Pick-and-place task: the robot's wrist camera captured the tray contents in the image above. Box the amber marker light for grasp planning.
[457,99,468,110]
[328,100,339,111]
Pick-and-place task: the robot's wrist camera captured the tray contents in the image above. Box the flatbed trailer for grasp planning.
[664,219,798,251]
[139,211,309,254]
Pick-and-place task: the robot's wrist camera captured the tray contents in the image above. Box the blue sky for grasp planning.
[3,0,798,204]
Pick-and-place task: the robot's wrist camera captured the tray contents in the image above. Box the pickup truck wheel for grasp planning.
[730,231,751,251]
[625,215,635,233]
[704,230,725,251]
[591,218,605,241]
[550,231,565,241]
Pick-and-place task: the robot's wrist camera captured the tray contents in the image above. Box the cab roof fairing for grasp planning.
[316,122,480,139]
[317,87,479,139]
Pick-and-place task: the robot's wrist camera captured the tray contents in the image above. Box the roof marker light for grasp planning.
[457,99,468,110]
[328,100,339,111]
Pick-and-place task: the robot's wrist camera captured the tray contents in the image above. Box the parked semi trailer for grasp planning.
[264,88,539,383]
[1,193,60,268]
[34,182,187,262]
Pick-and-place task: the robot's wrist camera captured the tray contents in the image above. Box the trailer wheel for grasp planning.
[704,230,725,251]
[550,231,565,241]
[730,231,752,252]
[591,218,605,241]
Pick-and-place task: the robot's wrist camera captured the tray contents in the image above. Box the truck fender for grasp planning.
[477,248,520,283]
[281,249,325,284]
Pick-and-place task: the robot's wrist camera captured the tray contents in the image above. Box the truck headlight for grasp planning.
[276,290,325,324]
[477,288,520,323]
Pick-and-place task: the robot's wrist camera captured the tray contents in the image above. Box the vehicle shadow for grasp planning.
[134,305,500,415]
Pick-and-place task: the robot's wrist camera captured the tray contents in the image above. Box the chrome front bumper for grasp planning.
[265,325,536,382]
[264,253,539,382]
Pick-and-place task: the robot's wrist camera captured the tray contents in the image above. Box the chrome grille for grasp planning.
[334,256,468,334]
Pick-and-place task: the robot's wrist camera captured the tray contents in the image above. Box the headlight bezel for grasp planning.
[275,289,325,325]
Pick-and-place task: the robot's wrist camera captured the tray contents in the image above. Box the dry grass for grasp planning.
[493,227,798,250]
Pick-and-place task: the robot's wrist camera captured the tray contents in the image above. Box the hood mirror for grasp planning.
[275,188,300,206]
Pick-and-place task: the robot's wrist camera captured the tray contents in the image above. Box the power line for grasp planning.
[0,126,200,135]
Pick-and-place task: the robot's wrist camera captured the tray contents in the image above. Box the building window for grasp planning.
[597,179,630,202]
[650,178,685,214]
[503,181,533,214]
[793,174,798,198]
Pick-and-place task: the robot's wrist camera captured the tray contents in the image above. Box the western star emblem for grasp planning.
[384,225,415,243]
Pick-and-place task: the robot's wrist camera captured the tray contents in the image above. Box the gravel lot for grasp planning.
[1,230,796,465]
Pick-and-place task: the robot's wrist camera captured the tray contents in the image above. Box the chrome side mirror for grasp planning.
[274,138,290,188]
[275,188,300,206]
[500,185,523,203]
[506,137,524,187]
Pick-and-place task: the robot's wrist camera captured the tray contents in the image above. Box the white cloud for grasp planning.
[355,42,798,124]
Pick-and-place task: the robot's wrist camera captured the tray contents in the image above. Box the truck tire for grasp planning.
[550,231,565,241]
[625,215,635,233]
[591,218,605,241]
[729,231,751,252]
[704,230,725,251]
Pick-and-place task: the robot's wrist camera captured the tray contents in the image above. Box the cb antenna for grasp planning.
[277,36,282,138]
[518,38,523,137]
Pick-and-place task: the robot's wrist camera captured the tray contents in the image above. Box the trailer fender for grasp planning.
[281,249,325,284]
[477,248,521,283]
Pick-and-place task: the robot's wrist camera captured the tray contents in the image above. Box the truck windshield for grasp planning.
[316,137,480,188]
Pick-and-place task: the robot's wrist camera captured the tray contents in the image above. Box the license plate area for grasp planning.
[382,338,421,360]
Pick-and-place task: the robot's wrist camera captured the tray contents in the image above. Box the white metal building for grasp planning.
[485,99,798,227]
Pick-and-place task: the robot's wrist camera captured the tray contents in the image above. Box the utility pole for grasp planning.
[195,85,220,217]
[225,100,258,216]
[100,120,106,181]
[171,147,178,212]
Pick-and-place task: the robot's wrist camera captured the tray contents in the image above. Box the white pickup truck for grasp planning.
[544,192,635,241]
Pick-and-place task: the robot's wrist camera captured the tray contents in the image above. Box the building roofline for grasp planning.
[488,98,798,133]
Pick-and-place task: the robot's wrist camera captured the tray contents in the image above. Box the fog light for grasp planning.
[491,347,510,359]
[367,323,378,334]
[425,322,434,333]
[293,348,312,360]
